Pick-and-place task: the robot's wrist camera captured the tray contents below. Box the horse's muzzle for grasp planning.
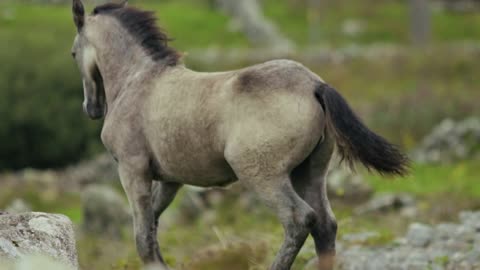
[83,102,105,120]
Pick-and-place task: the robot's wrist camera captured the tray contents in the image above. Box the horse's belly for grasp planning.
[153,150,237,187]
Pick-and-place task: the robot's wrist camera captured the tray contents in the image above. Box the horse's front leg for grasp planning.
[118,163,166,267]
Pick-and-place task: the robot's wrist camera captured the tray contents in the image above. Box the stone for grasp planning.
[0,212,78,268]
[327,165,373,202]
[413,117,480,164]
[5,199,31,214]
[60,153,118,191]
[341,19,366,37]
[355,193,415,214]
[82,184,130,238]
[0,255,75,270]
[341,231,380,245]
[406,223,434,247]
[333,211,480,269]
[215,0,294,50]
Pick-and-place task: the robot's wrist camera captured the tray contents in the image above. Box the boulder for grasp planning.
[0,212,78,268]
[60,153,118,191]
[5,199,31,214]
[413,118,480,164]
[215,0,294,50]
[328,166,373,202]
[82,184,130,238]
[406,223,434,247]
[354,192,416,215]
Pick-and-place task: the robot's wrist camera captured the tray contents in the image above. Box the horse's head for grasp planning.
[71,0,127,120]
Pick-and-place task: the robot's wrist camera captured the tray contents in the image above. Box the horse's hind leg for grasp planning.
[291,136,337,269]
[230,171,316,270]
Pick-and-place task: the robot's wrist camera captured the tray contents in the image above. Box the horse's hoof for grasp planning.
[305,250,336,270]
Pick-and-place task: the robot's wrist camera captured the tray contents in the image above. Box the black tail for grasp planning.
[315,83,409,176]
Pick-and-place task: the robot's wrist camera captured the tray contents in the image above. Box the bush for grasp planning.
[0,5,102,170]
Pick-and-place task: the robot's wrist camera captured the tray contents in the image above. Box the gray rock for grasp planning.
[5,199,31,214]
[82,184,130,238]
[413,117,480,164]
[355,192,415,214]
[0,255,75,270]
[406,223,434,247]
[335,210,480,270]
[459,211,480,231]
[216,0,294,50]
[327,165,373,202]
[342,231,380,244]
[341,19,366,37]
[0,212,78,268]
[60,153,118,191]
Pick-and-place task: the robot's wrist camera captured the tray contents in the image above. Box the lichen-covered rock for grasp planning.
[82,184,130,238]
[0,212,78,269]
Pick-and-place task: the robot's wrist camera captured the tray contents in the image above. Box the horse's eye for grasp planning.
[71,52,77,59]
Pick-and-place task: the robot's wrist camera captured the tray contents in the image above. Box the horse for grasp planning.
[70,1,408,269]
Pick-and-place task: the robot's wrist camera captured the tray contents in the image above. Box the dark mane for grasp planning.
[93,3,180,65]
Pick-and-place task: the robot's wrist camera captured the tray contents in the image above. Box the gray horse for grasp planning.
[70,1,408,269]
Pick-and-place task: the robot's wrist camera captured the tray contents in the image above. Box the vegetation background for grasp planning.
[0,0,479,269]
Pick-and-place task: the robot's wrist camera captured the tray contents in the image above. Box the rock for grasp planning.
[0,212,78,268]
[328,165,373,202]
[216,0,294,50]
[60,153,118,191]
[341,19,365,37]
[0,255,75,270]
[442,0,480,13]
[413,117,480,164]
[406,223,434,247]
[459,211,480,231]
[334,210,480,270]
[5,199,31,214]
[82,185,130,238]
[342,231,380,245]
[355,192,415,214]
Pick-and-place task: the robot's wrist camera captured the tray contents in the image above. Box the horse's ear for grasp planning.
[72,0,85,32]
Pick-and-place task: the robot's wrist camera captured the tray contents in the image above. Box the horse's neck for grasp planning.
[100,52,161,106]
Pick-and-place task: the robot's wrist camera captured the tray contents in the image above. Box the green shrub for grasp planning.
[0,4,102,169]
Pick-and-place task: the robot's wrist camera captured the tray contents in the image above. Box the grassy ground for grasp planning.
[1,160,479,270]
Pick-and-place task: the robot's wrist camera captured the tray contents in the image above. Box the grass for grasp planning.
[2,159,478,270]
[3,0,480,49]
[367,160,480,198]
